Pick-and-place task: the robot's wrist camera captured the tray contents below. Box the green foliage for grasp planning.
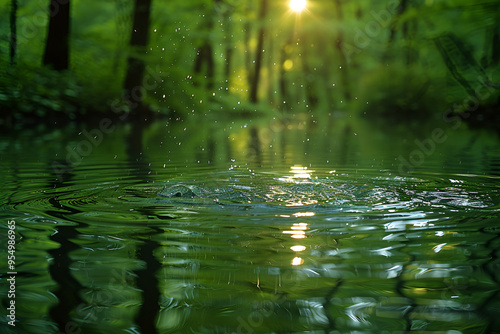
[0,0,499,128]
[0,64,82,118]
[357,64,447,122]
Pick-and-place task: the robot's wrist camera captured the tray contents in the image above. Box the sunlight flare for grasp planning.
[289,0,306,12]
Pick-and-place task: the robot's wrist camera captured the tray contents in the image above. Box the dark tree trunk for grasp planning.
[266,36,274,104]
[123,0,152,110]
[301,35,318,107]
[388,0,409,44]
[43,0,70,70]
[279,40,290,105]
[194,43,215,89]
[249,0,268,103]
[244,20,254,88]
[9,0,17,65]
[113,0,132,72]
[492,21,500,66]
[193,0,229,91]
[221,1,234,93]
[224,45,233,91]
[333,0,351,100]
[386,0,414,64]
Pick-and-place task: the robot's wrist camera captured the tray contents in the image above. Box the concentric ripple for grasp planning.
[2,167,499,333]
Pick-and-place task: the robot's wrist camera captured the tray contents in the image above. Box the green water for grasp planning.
[1,115,500,334]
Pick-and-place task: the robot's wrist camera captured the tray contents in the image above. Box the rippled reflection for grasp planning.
[1,166,499,333]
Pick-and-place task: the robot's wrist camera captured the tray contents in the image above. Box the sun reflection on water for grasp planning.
[276,165,320,206]
[290,245,306,252]
[282,214,313,265]
[291,257,304,266]
[290,165,313,179]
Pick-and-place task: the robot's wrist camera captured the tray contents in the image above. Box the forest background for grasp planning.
[0,0,499,130]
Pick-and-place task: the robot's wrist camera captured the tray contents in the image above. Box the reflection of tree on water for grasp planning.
[132,228,161,334]
[249,126,262,164]
[126,120,162,333]
[46,167,86,332]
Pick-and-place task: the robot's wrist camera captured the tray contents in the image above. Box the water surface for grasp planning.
[1,116,499,333]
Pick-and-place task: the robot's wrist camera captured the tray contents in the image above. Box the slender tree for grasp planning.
[333,0,350,100]
[491,20,500,66]
[219,0,234,93]
[388,0,409,44]
[43,0,71,70]
[249,0,268,103]
[302,36,319,107]
[279,38,291,105]
[193,0,222,90]
[244,9,254,90]
[194,44,215,89]
[113,0,132,72]
[123,0,152,111]
[9,0,17,65]
[387,0,417,64]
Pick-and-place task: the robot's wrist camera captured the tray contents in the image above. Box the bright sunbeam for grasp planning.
[289,0,306,12]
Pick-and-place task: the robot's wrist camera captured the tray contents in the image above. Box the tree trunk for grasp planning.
[333,0,351,100]
[301,35,319,107]
[279,39,290,105]
[113,0,132,72]
[244,7,254,89]
[224,45,233,92]
[492,20,500,66]
[249,0,268,103]
[123,0,152,111]
[221,2,234,93]
[388,0,409,44]
[43,0,70,70]
[194,43,215,89]
[194,0,231,91]
[386,0,414,64]
[9,0,17,65]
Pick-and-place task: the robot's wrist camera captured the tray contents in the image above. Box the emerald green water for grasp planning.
[1,115,500,333]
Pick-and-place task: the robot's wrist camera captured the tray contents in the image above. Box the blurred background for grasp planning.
[0,0,499,130]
